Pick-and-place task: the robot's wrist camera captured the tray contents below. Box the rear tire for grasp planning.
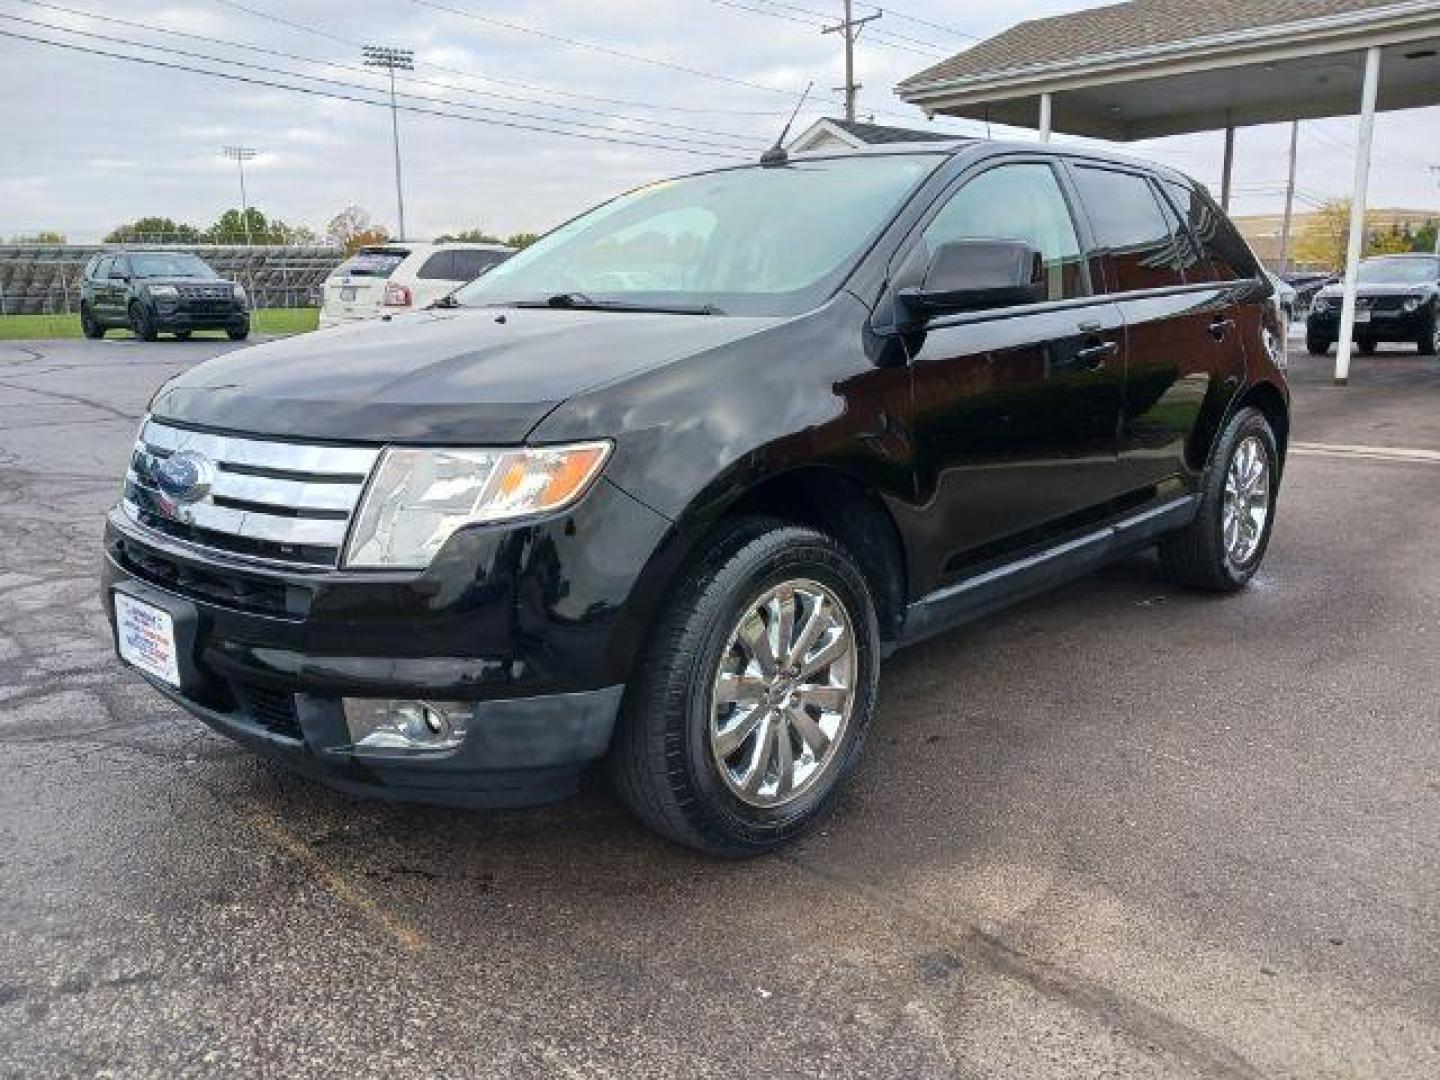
[1159,407,1279,593]
[128,302,157,342]
[80,303,104,339]
[610,518,880,857]
[173,330,192,341]
[1357,338,1377,356]
[1305,332,1330,357]
[227,319,250,341]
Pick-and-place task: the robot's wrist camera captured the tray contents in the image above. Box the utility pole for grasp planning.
[822,2,880,122]
[1278,121,1299,274]
[363,44,414,240]
[221,146,257,245]
[1431,166,1440,256]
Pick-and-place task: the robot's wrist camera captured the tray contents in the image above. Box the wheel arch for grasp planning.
[1234,380,1290,474]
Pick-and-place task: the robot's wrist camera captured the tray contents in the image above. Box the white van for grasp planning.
[319,242,513,327]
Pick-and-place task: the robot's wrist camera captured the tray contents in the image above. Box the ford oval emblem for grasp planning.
[154,449,215,505]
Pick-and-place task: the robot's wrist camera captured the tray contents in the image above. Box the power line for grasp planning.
[0,12,761,154]
[199,0,782,117]
[14,0,769,139]
[0,28,751,159]
[708,0,948,57]
[869,4,981,42]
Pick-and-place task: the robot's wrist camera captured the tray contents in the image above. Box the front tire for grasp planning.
[79,303,104,339]
[1160,407,1279,592]
[128,302,157,342]
[1305,332,1330,357]
[227,319,250,341]
[1416,311,1438,356]
[610,518,880,857]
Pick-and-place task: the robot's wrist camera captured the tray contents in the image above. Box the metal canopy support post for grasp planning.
[1220,122,1236,211]
[1038,92,1052,142]
[1335,45,1383,387]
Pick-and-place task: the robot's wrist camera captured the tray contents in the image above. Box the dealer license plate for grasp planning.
[341,286,357,302]
[114,592,180,687]
[1354,309,1371,323]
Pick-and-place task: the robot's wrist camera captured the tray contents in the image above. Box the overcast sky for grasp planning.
[1,0,1437,243]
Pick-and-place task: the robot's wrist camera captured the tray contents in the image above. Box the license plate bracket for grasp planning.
[1354,308,1371,323]
[111,584,200,692]
[340,286,357,302]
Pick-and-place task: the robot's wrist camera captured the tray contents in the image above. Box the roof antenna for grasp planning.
[760,81,813,167]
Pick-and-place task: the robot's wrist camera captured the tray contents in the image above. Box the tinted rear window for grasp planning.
[1163,179,1259,282]
[339,250,410,278]
[1072,166,1186,292]
[452,249,508,281]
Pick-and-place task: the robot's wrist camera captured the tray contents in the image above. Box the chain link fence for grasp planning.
[0,244,344,317]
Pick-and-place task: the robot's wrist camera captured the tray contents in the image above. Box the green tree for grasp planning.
[506,232,541,250]
[435,227,503,243]
[1413,220,1437,254]
[104,217,201,244]
[11,230,67,244]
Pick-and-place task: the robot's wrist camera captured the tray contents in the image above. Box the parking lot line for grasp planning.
[1290,441,1440,465]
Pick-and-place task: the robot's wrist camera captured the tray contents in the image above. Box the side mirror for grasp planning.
[899,239,1046,320]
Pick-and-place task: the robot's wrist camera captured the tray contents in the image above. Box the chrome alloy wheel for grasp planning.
[1222,435,1271,565]
[708,579,857,809]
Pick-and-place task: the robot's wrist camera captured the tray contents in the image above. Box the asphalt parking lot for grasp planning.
[1,335,1437,1078]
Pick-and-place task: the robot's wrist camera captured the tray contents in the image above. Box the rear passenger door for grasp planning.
[1067,165,1249,501]
[896,158,1128,590]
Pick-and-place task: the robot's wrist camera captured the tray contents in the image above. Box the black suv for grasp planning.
[103,143,1288,856]
[80,251,250,341]
[1306,254,1440,356]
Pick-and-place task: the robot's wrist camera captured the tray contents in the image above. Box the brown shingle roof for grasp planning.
[824,118,957,143]
[899,0,1409,89]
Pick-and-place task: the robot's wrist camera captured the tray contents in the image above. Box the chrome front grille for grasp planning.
[123,419,380,567]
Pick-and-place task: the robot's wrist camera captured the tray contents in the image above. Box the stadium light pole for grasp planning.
[221,146,257,245]
[363,44,414,241]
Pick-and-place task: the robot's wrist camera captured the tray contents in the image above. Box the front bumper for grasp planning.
[101,478,671,806]
[1307,305,1428,342]
[151,303,249,331]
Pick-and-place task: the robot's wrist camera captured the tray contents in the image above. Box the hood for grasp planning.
[150,306,780,443]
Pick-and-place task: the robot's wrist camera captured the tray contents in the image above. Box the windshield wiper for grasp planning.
[507,293,722,316]
[427,293,461,309]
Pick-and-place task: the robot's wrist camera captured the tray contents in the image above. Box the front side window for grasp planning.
[1072,166,1187,292]
[128,253,217,279]
[453,155,942,316]
[920,162,1087,302]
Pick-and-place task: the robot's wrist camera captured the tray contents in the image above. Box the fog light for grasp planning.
[342,699,472,751]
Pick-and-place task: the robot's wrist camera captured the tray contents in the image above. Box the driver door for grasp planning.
[895,159,1127,594]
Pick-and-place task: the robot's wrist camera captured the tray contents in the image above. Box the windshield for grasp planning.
[129,253,217,279]
[453,156,942,316]
[1356,258,1440,286]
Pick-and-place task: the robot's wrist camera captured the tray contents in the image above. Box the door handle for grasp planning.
[1074,339,1119,370]
[1209,317,1236,340]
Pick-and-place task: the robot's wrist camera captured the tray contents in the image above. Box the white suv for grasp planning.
[318,242,513,327]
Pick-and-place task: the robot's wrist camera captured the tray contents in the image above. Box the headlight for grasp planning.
[148,285,178,299]
[344,441,612,568]
[232,284,247,305]
[1402,297,1422,312]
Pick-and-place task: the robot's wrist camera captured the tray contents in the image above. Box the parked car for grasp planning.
[1284,270,1334,313]
[79,251,249,341]
[318,242,513,327]
[103,142,1289,856]
[1306,254,1440,356]
[1266,271,1297,325]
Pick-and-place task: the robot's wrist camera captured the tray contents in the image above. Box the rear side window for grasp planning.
[1162,179,1260,282]
[921,162,1087,302]
[339,249,409,278]
[1072,166,1186,292]
[416,251,456,280]
[452,249,507,281]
